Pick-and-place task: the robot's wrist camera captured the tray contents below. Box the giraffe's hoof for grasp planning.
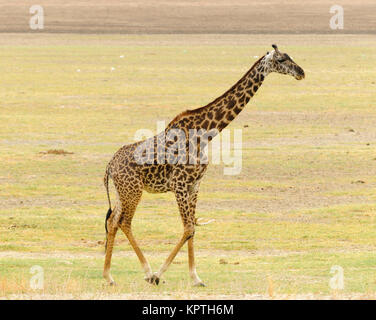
[145,274,160,286]
[193,282,206,287]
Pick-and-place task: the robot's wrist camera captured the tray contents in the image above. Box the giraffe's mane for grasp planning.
[167,54,265,126]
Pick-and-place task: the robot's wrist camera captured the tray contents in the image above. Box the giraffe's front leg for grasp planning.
[187,182,205,287]
[152,223,195,284]
[188,237,205,287]
[153,183,206,287]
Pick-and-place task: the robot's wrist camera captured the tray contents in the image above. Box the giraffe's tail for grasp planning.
[104,166,112,253]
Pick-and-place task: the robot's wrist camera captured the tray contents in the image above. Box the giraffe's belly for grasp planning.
[144,184,170,194]
[141,164,173,194]
[141,163,209,193]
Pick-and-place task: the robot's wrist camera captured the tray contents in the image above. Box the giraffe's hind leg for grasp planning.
[118,208,153,282]
[103,205,119,285]
[103,172,152,285]
[116,184,154,282]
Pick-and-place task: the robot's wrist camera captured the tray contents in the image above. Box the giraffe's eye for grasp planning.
[278,58,287,63]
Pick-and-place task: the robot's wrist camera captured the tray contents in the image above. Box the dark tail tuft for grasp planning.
[104,167,112,252]
[104,207,112,253]
[104,166,112,210]
[105,208,112,234]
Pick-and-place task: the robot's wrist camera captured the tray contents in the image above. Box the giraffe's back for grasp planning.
[107,135,208,195]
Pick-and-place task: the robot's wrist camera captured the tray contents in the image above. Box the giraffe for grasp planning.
[103,44,305,287]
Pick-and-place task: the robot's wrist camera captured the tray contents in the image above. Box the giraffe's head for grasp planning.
[263,44,305,80]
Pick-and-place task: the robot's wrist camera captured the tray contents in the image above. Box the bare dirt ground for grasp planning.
[0,0,375,34]
[6,292,376,300]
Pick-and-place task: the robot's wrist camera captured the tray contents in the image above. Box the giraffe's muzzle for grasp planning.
[295,66,305,80]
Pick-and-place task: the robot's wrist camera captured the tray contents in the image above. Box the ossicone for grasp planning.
[272,44,279,53]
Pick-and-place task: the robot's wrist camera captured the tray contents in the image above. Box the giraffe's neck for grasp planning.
[166,55,270,136]
[197,55,268,132]
[162,56,270,165]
